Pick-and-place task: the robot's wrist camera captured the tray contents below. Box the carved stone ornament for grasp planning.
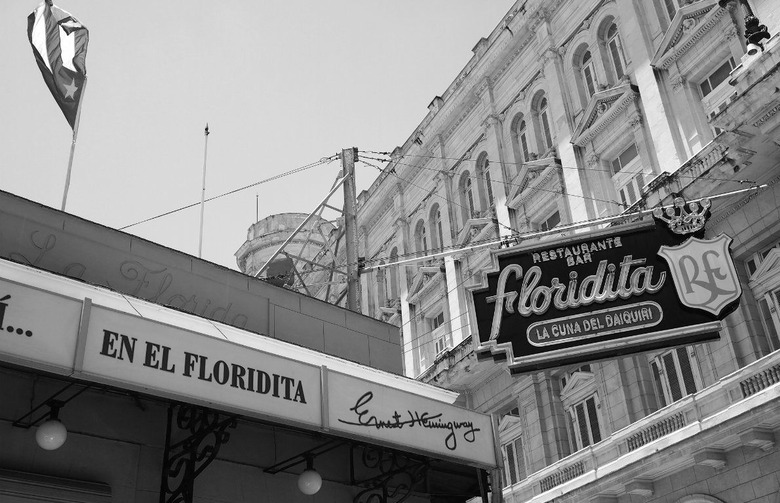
[671,75,687,93]
[629,114,643,130]
[543,48,558,62]
[582,17,591,30]
[682,17,697,33]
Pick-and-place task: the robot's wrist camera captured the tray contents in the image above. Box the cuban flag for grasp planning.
[27,1,89,130]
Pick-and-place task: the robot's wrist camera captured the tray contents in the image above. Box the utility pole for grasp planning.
[342,147,361,312]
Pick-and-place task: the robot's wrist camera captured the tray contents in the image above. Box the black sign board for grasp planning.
[470,221,740,373]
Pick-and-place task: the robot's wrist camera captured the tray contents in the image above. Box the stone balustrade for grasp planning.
[506,349,780,502]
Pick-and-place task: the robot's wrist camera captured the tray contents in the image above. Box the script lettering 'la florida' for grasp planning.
[486,255,665,340]
[337,391,480,451]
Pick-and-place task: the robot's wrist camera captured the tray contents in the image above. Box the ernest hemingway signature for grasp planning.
[337,391,480,451]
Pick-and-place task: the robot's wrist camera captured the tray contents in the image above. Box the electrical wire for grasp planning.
[359,150,759,187]
[358,158,521,237]
[119,155,339,230]
[361,154,626,209]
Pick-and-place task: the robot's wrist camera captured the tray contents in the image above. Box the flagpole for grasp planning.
[61,75,87,211]
[198,123,210,258]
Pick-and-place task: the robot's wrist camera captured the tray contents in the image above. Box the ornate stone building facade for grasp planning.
[354,0,780,501]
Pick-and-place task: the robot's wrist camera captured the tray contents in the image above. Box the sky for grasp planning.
[1,1,515,270]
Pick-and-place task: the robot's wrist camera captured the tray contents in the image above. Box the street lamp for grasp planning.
[720,0,771,53]
[297,455,322,495]
[35,401,67,450]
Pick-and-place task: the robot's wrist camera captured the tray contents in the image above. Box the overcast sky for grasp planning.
[1,1,515,270]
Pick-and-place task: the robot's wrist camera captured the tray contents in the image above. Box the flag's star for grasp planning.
[63,78,78,99]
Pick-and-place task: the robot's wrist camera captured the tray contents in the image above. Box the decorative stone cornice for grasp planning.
[652,1,727,70]
[507,160,563,209]
[571,84,640,147]
[407,269,444,305]
[361,208,395,235]
[751,100,780,128]
[442,98,483,143]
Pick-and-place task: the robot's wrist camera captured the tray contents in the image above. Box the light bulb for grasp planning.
[297,469,322,495]
[36,419,67,450]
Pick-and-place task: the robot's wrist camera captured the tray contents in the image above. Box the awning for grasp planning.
[0,258,497,469]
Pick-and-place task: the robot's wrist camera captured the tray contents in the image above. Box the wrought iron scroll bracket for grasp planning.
[159,404,238,503]
[350,445,429,503]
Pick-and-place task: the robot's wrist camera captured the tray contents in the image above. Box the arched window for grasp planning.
[430,205,444,251]
[388,247,399,299]
[460,171,475,222]
[415,219,428,254]
[377,263,387,307]
[516,119,530,163]
[581,50,598,98]
[486,170,495,208]
[476,152,492,210]
[534,94,554,153]
[606,22,626,80]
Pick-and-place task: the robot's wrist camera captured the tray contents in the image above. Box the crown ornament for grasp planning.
[652,196,711,235]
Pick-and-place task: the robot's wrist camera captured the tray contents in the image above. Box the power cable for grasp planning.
[358,158,521,237]
[119,155,339,230]
[359,150,759,187]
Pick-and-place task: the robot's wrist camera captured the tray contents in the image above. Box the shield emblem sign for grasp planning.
[657,234,742,317]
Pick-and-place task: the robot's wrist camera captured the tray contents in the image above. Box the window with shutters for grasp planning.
[581,50,598,98]
[430,311,449,355]
[517,119,530,163]
[498,408,526,487]
[429,205,445,251]
[538,210,561,232]
[533,92,554,155]
[559,365,603,452]
[485,170,495,208]
[605,22,626,81]
[460,171,476,222]
[567,395,602,450]
[609,143,646,207]
[414,219,428,255]
[650,347,702,407]
[699,57,736,136]
[748,247,780,355]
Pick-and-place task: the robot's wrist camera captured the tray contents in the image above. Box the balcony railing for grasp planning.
[539,460,585,492]
[625,411,686,452]
[740,362,780,398]
[507,349,780,502]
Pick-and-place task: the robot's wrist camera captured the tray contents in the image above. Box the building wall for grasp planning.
[0,191,402,374]
[353,0,780,501]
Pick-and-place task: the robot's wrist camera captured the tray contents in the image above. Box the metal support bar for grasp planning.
[12,382,89,428]
[263,439,343,474]
[255,176,348,278]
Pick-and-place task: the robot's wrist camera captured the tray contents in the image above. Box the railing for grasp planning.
[740,362,780,398]
[625,411,686,451]
[539,460,585,492]
[506,349,780,502]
